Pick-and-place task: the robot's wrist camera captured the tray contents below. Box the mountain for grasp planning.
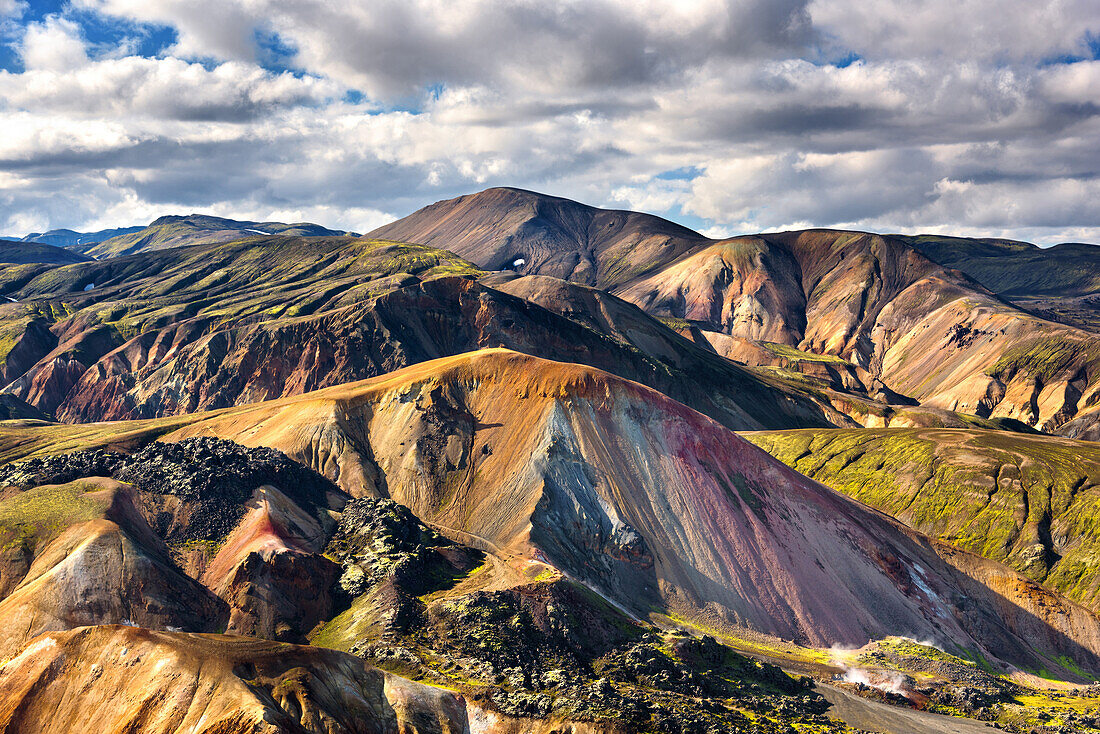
[4,349,1099,682]
[0,626,474,734]
[0,476,226,657]
[746,427,1100,611]
[17,226,145,251]
[0,242,92,266]
[367,187,708,287]
[0,234,849,432]
[81,214,352,258]
[368,191,1100,434]
[0,430,853,732]
[904,235,1100,333]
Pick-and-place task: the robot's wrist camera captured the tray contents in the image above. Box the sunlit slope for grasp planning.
[618,229,1100,434]
[6,349,1097,676]
[745,427,1100,611]
[367,186,708,287]
[0,626,469,734]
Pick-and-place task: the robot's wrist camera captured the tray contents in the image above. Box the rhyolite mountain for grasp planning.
[3,352,1100,732]
[0,434,849,733]
[2,187,1100,732]
[0,234,859,431]
[0,214,1058,435]
[370,188,1100,436]
[367,186,709,287]
[905,235,1100,332]
[4,350,1100,676]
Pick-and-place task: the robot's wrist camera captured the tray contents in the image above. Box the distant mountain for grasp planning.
[83,214,353,258]
[368,190,1100,435]
[19,226,144,250]
[905,235,1100,332]
[0,241,93,265]
[367,186,708,287]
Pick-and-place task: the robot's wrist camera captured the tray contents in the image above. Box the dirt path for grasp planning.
[818,684,994,734]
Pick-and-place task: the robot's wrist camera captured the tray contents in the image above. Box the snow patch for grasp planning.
[83,283,94,291]
[243,228,271,235]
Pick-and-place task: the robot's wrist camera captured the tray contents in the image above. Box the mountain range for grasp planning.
[0,187,1099,733]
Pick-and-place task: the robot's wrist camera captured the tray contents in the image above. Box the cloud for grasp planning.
[20,16,88,71]
[79,0,818,97]
[0,0,1097,245]
[0,0,24,20]
[0,56,338,120]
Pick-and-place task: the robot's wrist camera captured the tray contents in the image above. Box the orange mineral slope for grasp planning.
[130,348,1099,678]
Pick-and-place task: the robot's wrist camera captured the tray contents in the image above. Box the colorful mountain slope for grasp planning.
[365,189,1100,434]
[744,427,1100,611]
[906,235,1100,332]
[4,349,1097,678]
[0,235,840,432]
[0,626,471,734]
[367,186,708,287]
[0,477,226,657]
[617,229,1100,434]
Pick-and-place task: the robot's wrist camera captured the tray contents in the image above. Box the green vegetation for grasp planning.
[0,481,109,553]
[986,335,1100,383]
[760,341,850,365]
[745,427,1100,609]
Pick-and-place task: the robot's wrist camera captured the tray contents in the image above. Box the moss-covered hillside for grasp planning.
[744,427,1100,610]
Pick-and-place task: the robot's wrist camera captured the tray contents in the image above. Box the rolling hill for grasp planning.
[81,214,351,259]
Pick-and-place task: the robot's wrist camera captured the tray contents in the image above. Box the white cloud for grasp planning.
[0,0,1098,246]
[0,0,24,20]
[19,16,88,71]
[0,56,337,119]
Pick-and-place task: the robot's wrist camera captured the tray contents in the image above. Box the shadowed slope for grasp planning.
[0,243,91,267]
[906,235,1100,332]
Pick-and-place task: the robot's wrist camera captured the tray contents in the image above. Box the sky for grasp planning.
[0,1,1099,244]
